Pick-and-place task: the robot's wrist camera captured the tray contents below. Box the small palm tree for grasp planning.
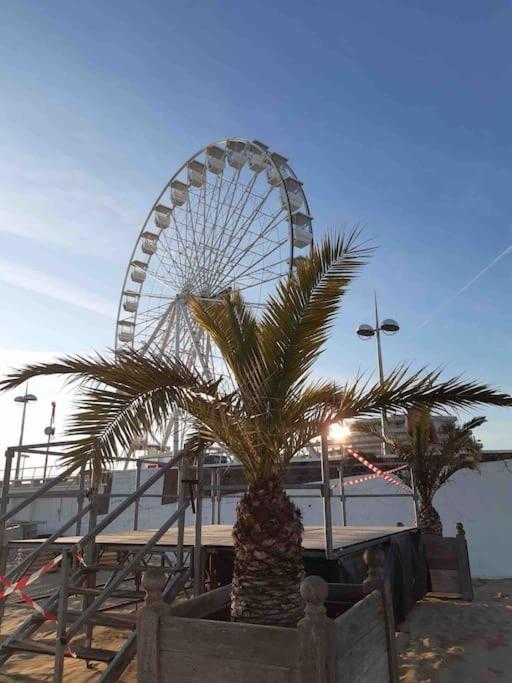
[1,233,510,626]
[357,410,485,536]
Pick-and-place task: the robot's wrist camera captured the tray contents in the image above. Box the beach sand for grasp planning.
[398,578,512,682]
[0,579,511,681]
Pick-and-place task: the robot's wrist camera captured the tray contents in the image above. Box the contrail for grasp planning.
[419,244,512,329]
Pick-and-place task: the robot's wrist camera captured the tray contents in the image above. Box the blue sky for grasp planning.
[0,0,511,454]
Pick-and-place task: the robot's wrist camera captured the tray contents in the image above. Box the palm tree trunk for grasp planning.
[419,500,443,536]
[231,475,305,626]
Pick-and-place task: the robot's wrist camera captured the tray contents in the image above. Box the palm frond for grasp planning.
[334,367,512,420]
[259,230,371,402]
[188,290,267,411]
[1,352,218,471]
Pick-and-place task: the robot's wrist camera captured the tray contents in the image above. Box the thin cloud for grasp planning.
[0,260,114,318]
[419,244,512,329]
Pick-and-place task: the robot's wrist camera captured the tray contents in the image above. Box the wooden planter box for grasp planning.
[138,554,399,683]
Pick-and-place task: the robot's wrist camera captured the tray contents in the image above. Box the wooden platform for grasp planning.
[13,525,414,557]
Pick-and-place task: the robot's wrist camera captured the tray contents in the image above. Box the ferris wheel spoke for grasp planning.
[211,167,234,238]
[155,232,189,284]
[184,191,209,292]
[145,266,181,291]
[136,300,176,323]
[182,305,212,379]
[208,187,276,289]
[222,172,259,238]
[199,178,208,277]
[200,170,231,281]
[202,169,244,278]
[203,170,259,283]
[167,210,201,284]
[236,270,287,294]
[134,300,176,353]
[208,210,288,293]
[229,243,289,289]
[135,307,175,345]
[203,172,222,235]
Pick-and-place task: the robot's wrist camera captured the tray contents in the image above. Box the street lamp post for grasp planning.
[14,387,38,480]
[43,401,56,480]
[357,294,399,456]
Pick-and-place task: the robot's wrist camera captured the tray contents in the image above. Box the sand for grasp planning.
[0,579,511,681]
[398,579,512,682]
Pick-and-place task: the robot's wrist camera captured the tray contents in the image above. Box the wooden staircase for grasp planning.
[424,522,473,600]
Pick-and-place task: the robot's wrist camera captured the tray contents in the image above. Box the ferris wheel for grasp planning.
[115,138,313,453]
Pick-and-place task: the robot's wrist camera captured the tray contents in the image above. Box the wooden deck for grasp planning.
[14,525,415,556]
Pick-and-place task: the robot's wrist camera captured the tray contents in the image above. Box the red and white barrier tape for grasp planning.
[344,447,412,493]
[336,464,408,488]
[0,553,63,599]
[74,551,87,568]
[0,553,78,657]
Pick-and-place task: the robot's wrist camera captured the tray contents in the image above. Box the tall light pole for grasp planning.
[43,401,56,480]
[14,386,38,480]
[357,293,400,456]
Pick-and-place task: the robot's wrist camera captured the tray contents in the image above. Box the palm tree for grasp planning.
[1,233,510,626]
[355,409,486,536]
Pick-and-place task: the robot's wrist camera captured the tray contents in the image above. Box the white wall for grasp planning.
[433,460,512,578]
[10,460,512,578]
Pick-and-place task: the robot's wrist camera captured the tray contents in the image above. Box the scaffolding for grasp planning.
[0,440,418,681]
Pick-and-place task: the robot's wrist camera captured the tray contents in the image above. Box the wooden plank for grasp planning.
[423,536,457,559]
[8,639,115,662]
[382,581,400,683]
[169,584,230,618]
[429,569,461,594]
[160,616,298,670]
[334,590,384,652]
[327,583,364,604]
[426,555,458,570]
[336,622,388,682]
[160,653,297,683]
[14,525,415,553]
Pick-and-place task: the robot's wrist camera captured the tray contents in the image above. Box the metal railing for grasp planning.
[0,437,418,680]
[204,453,419,559]
[0,441,204,683]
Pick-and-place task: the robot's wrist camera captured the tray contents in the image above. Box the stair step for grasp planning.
[68,586,145,600]
[7,639,116,662]
[31,610,136,629]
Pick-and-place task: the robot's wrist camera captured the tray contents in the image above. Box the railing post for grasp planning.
[297,576,336,682]
[193,453,204,596]
[338,463,347,527]
[83,488,98,651]
[455,522,473,601]
[409,466,419,526]
[0,449,13,630]
[362,545,385,594]
[137,567,167,682]
[210,469,215,524]
[320,429,333,558]
[75,465,86,536]
[362,545,399,682]
[176,457,186,568]
[133,459,142,531]
[215,468,222,524]
[54,550,71,683]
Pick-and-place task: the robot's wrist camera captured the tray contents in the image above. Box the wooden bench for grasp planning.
[423,522,473,600]
[137,546,399,682]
